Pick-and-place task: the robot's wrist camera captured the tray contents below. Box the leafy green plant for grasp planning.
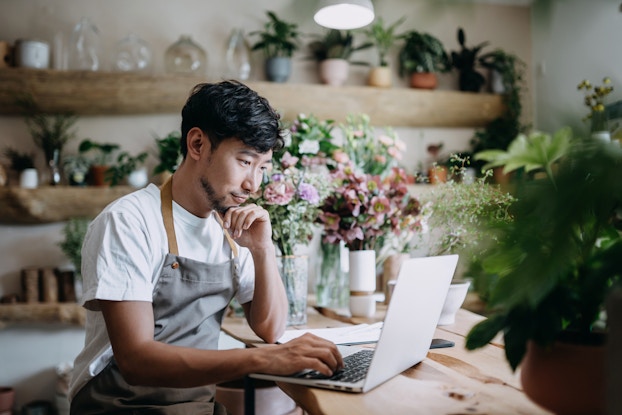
[153,131,181,175]
[3,147,35,172]
[78,139,120,166]
[307,29,372,63]
[450,27,489,92]
[479,48,526,99]
[475,127,572,183]
[360,17,405,67]
[17,95,78,162]
[398,30,451,76]
[59,218,91,278]
[465,130,622,371]
[470,48,527,166]
[250,11,301,58]
[106,151,148,186]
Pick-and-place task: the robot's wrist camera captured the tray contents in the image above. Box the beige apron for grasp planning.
[71,178,239,414]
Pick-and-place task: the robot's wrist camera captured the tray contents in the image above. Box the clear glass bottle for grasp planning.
[225,28,251,80]
[68,17,102,71]
[112,33,153,73]
[164,35,207,75]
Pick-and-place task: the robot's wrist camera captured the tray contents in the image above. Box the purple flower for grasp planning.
[298,182,320,204]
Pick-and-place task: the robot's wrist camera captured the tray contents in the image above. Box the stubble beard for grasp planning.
[200,176,229,214]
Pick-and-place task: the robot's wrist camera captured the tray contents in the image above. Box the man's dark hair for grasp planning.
[180,81,284,158]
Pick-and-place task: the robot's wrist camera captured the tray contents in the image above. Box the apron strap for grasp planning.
[214,213,239,259]
[160,176,238,259]
[160,177,179,256]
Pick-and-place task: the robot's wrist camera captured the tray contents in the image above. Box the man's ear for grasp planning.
[186,127,209,161]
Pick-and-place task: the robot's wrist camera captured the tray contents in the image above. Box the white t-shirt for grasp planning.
[69,184,255,400]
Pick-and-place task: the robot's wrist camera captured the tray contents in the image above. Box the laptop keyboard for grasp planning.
[294,349,374,383]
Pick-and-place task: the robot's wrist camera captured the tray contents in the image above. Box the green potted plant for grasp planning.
[397,30,451,89]
[59,217,91,280]
[478,48,526,95]
[3,147,37,188]
[17,94,78,185]
[78,139,120,186]
[466,128,621,414]
[250,10,301,83]
[360,16,405,87]
[470,48,527,180]
[450,27,489,92]
[307,29,372,86]
[106,150,149,187]
[153,131,181,184]
[62,153,91,186]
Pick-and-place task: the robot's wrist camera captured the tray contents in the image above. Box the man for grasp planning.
[69,81,343,414]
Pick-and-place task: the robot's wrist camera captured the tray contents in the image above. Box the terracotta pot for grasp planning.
[520,339,605,415]
[88,165,110,187]
[428,165,448,184]
[409,72,437,89]
[319,59,349,86]
[0,387,15,413]
[367,66,392,88]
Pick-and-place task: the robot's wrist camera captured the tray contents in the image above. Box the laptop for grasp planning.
[250,254,458,393]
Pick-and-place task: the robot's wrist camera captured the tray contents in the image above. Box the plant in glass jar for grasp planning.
[17,94,78,185]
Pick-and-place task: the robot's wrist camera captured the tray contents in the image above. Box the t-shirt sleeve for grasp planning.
[81,209,156,311]
[235,247,255,305]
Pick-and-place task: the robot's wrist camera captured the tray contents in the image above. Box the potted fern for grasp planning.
[250,10,301,83]
[77,139,120,186]
[153,131,181,185]
[307,29,372,86]
[360,16,405,87]
[398,30,451,89]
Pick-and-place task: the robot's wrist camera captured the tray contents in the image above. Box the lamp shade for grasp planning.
[313,0,375,30]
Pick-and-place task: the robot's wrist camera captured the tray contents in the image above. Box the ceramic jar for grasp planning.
[15,39,50,69]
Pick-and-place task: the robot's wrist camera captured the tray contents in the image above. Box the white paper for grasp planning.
[277,322,383,345]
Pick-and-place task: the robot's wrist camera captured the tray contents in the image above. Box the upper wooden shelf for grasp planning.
[0,185,134,224]
[0,68,505,128]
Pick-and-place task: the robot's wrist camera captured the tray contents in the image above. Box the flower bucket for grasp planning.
[278,255,308,326]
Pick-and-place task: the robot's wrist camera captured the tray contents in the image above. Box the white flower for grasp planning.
[298,139,320,155]
[282,130,292,148]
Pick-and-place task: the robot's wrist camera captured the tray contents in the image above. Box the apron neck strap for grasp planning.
[160,176,239,258]
[160,177,179,256]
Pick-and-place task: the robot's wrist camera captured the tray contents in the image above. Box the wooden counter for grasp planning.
[221,306,551,415]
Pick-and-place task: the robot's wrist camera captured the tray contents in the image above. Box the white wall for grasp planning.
[0,0,541,410]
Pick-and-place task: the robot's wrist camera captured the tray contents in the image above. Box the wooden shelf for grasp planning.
[0,303,85,328]
[0,68,505,127]
[0,185,134,224]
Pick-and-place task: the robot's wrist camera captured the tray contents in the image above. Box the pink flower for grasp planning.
[280,151,299,169]
[332,150,350,164]
[263,181,295,205]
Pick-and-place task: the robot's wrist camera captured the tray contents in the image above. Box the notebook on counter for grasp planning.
[250,254,458,393]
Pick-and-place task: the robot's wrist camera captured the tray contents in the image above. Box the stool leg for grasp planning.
[243,376,255,415]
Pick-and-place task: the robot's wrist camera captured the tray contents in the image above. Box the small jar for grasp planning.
[112,33,153,73]
[164,35,207,75]
[15,39,50,69]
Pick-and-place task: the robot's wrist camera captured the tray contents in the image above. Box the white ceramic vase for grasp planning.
[349,249,376,317]
[438,280,471,325]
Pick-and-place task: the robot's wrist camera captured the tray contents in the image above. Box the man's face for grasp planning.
[200,138,272,213]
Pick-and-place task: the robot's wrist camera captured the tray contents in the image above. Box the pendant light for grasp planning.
[313,0,375,30]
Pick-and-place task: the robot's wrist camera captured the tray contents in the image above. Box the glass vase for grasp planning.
[316,242,348,309]
[164,35,207,75]
[112,33,153,73]
[225,28,251,81]
[68,17,102,71]
[278,255,308,326]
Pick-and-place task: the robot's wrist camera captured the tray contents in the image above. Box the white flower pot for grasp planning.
[438,280,471,325]
[19,168,38,189]
[349,249,376,317]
